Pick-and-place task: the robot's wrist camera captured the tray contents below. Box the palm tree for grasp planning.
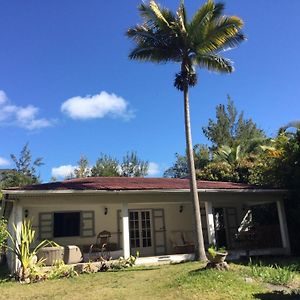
[278,121,300,134]
[126,0,245,260]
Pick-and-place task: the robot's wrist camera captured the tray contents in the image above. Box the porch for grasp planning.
[3,186,290,271]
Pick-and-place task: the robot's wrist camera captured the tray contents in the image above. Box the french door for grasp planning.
[117,208,166,256]
[129,210,154,256]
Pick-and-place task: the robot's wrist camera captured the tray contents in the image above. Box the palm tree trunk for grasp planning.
[183,86,207,261]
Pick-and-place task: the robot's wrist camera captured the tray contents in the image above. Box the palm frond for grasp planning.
[195,54,233,73]
[129,46,181,63]
[139,1,172,30]
[177,1,188,34]
[197,16,245,53]
[211,2,225,20]
[127,26,158,44]
[189,0,215,36]
[278,121,300,134]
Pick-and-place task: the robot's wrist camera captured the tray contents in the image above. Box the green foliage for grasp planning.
[197,161,239,182]
[165,98,265,183]
[248,260,295,286]
[207,246,227,259]
[6,219,58,282]
[91,154,120,177]
[74,155,90,178]
[120,152,148,177]
[1,143,43,188]
[0,218,8,249]
[164,144,210,178]
[248,131,300,188]
[47,260,78,279]
[202,96,265,149]
[0,171,38,189]
[127,1,245,90]
[91,152,149,177]
[164,153,188,178]
[109,255,137,271]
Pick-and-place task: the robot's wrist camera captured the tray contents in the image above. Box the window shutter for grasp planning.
[39,212,53,239]
[81,211,95,237]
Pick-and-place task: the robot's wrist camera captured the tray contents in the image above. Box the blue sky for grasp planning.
[0,0,299,181]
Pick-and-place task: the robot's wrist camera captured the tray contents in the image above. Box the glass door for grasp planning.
[129,210,154,256]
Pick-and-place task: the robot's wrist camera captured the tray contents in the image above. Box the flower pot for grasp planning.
[207,251,228,263]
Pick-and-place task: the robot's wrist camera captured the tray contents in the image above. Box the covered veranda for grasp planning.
[1,177,290,272]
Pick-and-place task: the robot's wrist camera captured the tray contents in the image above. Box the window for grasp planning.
[53,212,80,237]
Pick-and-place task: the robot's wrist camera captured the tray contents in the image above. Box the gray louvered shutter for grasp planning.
[39,212,53,239]
[81,211,95,237]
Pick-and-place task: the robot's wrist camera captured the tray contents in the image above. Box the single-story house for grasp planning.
[1,177,290,271]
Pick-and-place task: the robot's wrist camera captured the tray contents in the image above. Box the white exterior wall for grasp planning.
[13,191,285,256]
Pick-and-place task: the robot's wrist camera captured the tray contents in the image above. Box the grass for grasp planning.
[248,260,295,286]
[0,260,299,300]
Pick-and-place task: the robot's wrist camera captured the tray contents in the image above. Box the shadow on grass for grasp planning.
[109,266,160,272]
[254,290,300,300]
[187,266,211,276]
[0,265,10,282]
[233,256,300,271]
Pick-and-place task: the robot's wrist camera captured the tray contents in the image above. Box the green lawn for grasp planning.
[0,261,299,300]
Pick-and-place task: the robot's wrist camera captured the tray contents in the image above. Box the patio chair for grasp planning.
[89,230,111,261]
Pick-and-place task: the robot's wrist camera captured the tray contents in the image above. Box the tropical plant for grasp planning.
[214,144,243,165]
[47,260,78,279]
[127,0,245,260]
[6,219,58,282]
[197,161,239,182]
[278,120,300,135]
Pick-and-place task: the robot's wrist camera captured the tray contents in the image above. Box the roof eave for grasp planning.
[2,188,289,196]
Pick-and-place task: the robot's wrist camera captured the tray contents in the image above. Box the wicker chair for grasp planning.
[89,230,111,261]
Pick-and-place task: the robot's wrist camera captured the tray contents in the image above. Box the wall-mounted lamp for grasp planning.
[104,207,108,215]
[179,205,183,213]
[24,209,29,218]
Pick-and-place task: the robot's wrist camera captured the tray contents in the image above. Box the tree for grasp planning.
[120,152,148,177]
[164,144,210,178]
[74,155,90,178]
[91,154,120,177]
[1,144,43,188]
[197,161,239,182]
[203,96,265,149]
[127,0,245,260]
[248,124,300,253]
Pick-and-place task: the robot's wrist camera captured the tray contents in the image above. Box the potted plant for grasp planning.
[207,246,228,264]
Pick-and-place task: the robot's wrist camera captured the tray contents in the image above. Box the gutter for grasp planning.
[2,188,289,196]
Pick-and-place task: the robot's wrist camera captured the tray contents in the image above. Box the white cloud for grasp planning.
[51,165,76,179]
[0,90,8,105]
[61,91,134,120]
[148,162,160,176]
[0,90,54,130]
[0,156,10,167]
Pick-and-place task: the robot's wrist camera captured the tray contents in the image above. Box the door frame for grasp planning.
[117,208,167,256]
